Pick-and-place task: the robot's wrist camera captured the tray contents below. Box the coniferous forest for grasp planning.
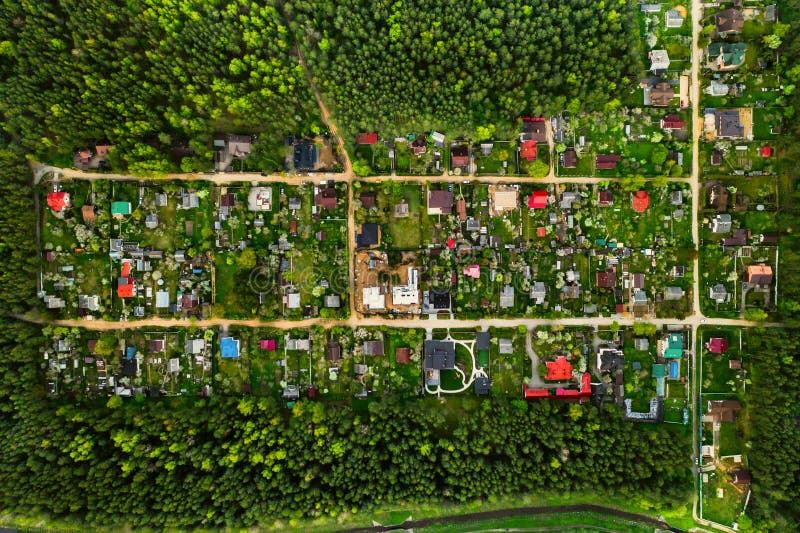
[289,0,639,135]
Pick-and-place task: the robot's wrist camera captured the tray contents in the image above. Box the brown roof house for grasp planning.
[708,183,730,212]
[314,186,338,210]
[706,400,742,424]
[82,205,96,225]
[395,347,412,364]
[649,81,675,107]
[715,8,744,37]
[359,191,377,210]
[427,189,453,215]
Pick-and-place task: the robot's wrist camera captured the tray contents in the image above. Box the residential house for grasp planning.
[46,191,70,212]
[359,191,377,210]
[665,8,685,28]
[598,190,614,207]
[78,294,100,313]
[473,375,491,395]
[744,264,773,286]
[327,340,341,361]
[214,134,251,171]
[707,400,741,423]
[362,339,384,356]
[562,147,577,168]
[180,192,199,209]
[81,204,96,224]
[411,137,427,155]
[709,284,729,304]
[715,109,746,139]
[527,190,548,209]
[711,214,732,233]
[393,199,410,218]
[430,131,446,147]
[596,154,622,170]
[423,340,455,384]
[456,199,467,221]
[356,132,378,145]
[731,469,752,486]
[707,80,730,97]
[664,286,685,301]
[499,285,514,308]
[723,228,750,248]
[649,81,675,106]
[632,190,649,213]
[670,190,683,206]
[286,338,310,351]
[530,282,546,304]
[660,333,684,359]
[661,114,685,130]
[596,267,617,288]
[450,144,470,168]
[545,356,573,380]
[324,294,341,308]
[710,150,724,166]
[145,213,158,229]
[707,42,747,71]
[427,189,454,215]
[709,183,730,211]
[715,8,744,36]
[293,140,318,170]
[362,286,386,310]
[288,197,302,211]
[706,337,729,354]
[220,337,240,359]
[498,338,513,354]
[111,201,131,218]
[185,338,205,354]
[649,49,670,72]
[560,191,579,210]
[392,267,419,306]
[314,186,337,210]
[520,140,537,161]
[491,187,519,215]
[356,223,381,248]
[520,118,548,143]
[395,347,412,364]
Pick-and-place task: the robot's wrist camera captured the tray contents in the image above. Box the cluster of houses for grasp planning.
[46,333,211,398]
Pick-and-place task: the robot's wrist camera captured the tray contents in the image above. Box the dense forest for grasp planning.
[0,0,319,173]
[746,329,800,532]
[775,0,800,323]
[288,0,640,136]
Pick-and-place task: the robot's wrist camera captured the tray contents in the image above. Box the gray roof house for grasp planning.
[711,214,732,233]
[710,284,729,304]
[530,281,546,304]
[664,286,685,301]
[499,285,515,308]
[423,340,455,369]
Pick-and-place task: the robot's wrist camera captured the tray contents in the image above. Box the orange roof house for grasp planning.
[120,262,132,278]
[744,265,773,286]
[632,190,649,213]
[117,278,135,298]
[545,356,573,381]
[46,192,70,212]
[520,140,537,161]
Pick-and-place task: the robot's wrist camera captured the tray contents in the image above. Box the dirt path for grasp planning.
[332,503,683,533]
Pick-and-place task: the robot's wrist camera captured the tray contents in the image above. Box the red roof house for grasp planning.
[356,133,378,145]
[528,190,548,209]
[46,192,70,212]
[595,154,622,170]
[446,238,456,249]
[120,261,132,278]
[456,199,467,221]
[661,114,685,130]
[260,339,276,351]
[596,267,617,288]
[632,190,649,213]
[537,227,546,237]
[706,337,729,354]
[759,146,772,157]
[520,140,537,161]
[545,356,573,381]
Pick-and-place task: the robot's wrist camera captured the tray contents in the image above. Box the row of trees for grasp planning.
[0,0,319,172]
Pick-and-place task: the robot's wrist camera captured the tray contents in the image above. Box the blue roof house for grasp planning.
[221,337,240,359]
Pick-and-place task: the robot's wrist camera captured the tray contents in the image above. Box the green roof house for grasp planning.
[661,333,683,359]
[111,201,132,218]
[706,42,747,71]
[652,363,666,379]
